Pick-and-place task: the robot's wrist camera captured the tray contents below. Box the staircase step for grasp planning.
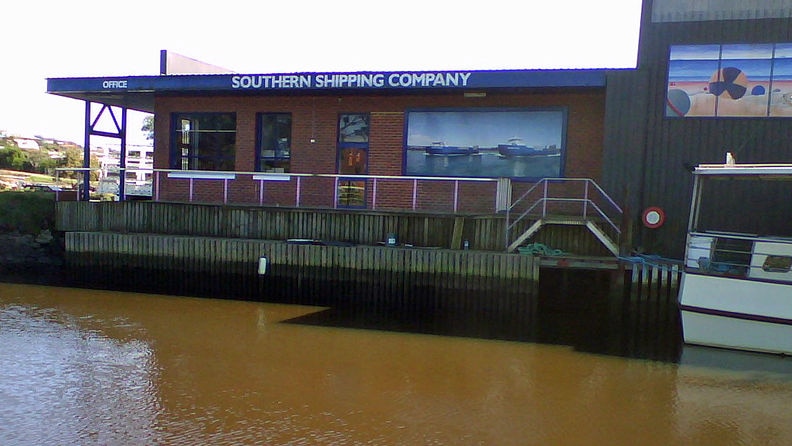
[507,218,620,256]
[585,221,620,256]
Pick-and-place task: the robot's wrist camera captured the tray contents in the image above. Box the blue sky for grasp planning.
[1,0,642,146]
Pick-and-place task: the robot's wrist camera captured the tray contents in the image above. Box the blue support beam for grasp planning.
[81,101,129,201]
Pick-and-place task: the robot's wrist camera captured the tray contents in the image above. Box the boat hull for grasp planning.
[497,145,560,157]
[425,147,474,156]
[678,273,792,355]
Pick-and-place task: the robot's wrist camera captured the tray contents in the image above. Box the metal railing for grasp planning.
[505,178,623,249]
[55,167,502,213]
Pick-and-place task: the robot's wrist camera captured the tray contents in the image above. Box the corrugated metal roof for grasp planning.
[652,0,792,22]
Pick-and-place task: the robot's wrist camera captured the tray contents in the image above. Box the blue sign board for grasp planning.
[48,69,608,95]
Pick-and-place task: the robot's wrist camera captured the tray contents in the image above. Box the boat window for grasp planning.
[709,237,752,276]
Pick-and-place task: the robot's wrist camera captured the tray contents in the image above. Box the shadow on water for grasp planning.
[0,256,683,363]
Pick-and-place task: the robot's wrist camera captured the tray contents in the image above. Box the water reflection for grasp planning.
[0,299,161,445]
[1,281,792,445]
[6,260,682,361]
[4,260,792,445]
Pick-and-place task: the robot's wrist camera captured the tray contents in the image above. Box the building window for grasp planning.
[171,113,236,171]
[338,113,369,144]
[336,113,370,208]
[257,113,292,172]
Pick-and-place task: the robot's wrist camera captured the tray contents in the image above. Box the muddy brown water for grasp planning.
[2,267,792,445]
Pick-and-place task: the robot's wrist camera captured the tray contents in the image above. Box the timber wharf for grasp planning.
[55,198,681,301]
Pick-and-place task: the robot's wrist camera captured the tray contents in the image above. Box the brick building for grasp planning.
[48,0,792,257]
[48,67,609,215]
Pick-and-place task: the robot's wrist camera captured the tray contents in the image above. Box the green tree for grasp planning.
[0,146,28,170]
[57,146,98,180]
[58,147,78,179]
[141,115,154,140]
[0,137,19,149]
[89,153,100,181]
[24,150,56,174]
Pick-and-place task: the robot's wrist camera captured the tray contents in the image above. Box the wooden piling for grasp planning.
[64,232,540,288]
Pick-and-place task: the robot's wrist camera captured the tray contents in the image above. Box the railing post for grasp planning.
[154,171,160,202]
[542,179,548,217]
[223,178,229,204]
[189,178,194,202]
[333,177,339,208]
[505,198,511,251]
[258,179,264,205]
[412,179,418,210]
[296,177,302,208]
[372,178,378,210]
[583,180,589,219]
[453,180,459,213]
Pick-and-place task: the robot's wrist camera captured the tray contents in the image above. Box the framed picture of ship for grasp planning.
[403,107,566,179]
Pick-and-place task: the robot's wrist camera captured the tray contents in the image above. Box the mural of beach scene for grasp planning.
[666,42,792,117]
[404,108,566,179]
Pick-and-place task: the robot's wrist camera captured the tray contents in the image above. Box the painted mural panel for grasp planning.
[404,108,566,179]
[666,43,792,117]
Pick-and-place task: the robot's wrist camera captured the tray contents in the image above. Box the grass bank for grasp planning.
[0,191,56,234]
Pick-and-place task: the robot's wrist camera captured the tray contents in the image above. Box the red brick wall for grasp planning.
[152,90,605,210]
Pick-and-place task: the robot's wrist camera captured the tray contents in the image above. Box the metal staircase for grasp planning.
[505,178,622,256]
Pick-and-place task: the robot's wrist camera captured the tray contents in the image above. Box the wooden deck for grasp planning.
[55,201,615,256]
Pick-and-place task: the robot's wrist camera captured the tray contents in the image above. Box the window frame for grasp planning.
[336,113,370,208]
[255,112,292,173]
[170,112,237,171]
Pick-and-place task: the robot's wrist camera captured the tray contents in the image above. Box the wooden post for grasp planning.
[451,217,464,249]
[530,255,540,297]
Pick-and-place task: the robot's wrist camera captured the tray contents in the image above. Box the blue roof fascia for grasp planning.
[47,69,608,95]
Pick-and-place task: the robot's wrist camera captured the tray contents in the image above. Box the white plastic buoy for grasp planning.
[258,256,268,275]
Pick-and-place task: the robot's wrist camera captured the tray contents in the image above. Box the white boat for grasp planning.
[678,162,792,355]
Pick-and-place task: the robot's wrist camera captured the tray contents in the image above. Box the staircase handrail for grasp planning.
[506,178,623,247]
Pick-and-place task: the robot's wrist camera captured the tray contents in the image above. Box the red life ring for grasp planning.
[642,207,665,229]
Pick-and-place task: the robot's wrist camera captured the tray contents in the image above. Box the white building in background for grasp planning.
[12,137,40,150]
[96,144,153,198]
[124,145,154,197]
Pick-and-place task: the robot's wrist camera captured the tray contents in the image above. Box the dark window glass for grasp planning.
[257,113,292,172]
[338,114,369,143]
[171,113,236,171]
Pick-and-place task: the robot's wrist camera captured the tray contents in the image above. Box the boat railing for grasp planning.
[685,231,792,283]
[505,178,623,239]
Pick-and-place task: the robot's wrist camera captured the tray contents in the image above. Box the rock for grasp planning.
[36,229,53,245]
[0,229,63,267]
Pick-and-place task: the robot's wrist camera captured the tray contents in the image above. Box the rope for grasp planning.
[518,243,565,256]
[618,253,683,271]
